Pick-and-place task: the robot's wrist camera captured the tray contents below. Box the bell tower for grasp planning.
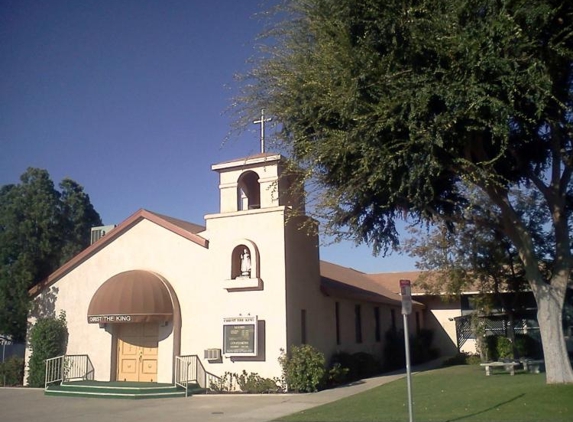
[203,151,320,370]
[211,153,305,215]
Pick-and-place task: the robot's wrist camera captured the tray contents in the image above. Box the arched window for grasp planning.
[237,171,260,211]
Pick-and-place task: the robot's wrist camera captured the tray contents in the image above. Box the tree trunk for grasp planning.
[536,290,573,384]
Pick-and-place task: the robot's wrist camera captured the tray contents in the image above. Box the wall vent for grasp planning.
[90,225,116,245]
[204,348,221,360]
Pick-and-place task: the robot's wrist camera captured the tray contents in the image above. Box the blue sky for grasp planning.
[0,0,418,273]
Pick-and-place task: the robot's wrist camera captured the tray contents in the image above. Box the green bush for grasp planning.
[383,329,405,371]
[442,352,481,367]
[329,352,354,378]
[350,352,381,379]
[383,328,438,370]
[278,345,326,392]
[466,354,482,365]
[484,335,515,361]
[235,370,281,393]
[411,329,439,364]
[327,363,349,386]
[0,356,24,386]
[497,336,513,359]
[27,312,68,387]
[514,334,543,359]
[442,353,469,367]
[209,371,235,393]
[329,351,381,382]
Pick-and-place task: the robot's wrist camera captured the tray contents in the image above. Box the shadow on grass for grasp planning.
[446,393,525,422]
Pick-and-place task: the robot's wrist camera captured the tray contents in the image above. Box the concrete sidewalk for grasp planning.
[0,360,442,422]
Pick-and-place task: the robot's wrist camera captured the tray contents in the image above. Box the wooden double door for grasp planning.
[117,323,158,382]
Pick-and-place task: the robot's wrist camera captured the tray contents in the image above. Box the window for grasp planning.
[355,305,362,343]
[335,302,340,345]
[301,309,307,344]
[374,307,381,342]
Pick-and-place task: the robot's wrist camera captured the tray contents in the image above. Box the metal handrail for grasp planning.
[45,355,64,389]
[64,354,95,382]
[175,355,220,396]
[175,356,191,397]
[45,354,94,389]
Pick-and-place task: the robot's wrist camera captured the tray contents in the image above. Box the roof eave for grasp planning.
[29,209,209,297]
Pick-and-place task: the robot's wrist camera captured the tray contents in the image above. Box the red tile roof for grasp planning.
[320,261,424,308]
[367,271,427,295]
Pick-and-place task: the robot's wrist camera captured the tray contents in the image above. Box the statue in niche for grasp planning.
[240,248,251,277]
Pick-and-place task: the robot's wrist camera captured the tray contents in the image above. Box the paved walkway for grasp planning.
[0,360,442,422]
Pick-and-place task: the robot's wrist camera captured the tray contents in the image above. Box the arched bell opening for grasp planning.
[237,171,261,211]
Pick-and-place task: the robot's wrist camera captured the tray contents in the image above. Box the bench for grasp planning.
[480,361,519,376]
[520,359,545,374]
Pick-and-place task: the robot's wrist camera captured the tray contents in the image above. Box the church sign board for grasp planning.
[223,316,257,356]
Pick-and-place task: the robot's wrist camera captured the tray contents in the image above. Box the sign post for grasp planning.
[400,279,414,422]
[1,335,13,363]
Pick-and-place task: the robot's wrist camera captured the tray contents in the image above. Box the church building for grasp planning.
[26,153,427,386]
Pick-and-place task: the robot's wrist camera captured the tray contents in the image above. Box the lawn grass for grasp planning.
[277,365,573,422]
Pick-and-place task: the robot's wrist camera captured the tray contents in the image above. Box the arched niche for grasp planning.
[223,239,263,291]
[237,171,261,211]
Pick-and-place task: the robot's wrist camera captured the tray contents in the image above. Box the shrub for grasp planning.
[27,311,68,387]
[235,370,281,393]
[0,356,25,386]
[383,328,437,370]
[484,335,513,361]
[209,371,235,393]
[327,363,349,386]
[514,334,543,359]
[383,329,405,371]
[411,329,438,364]
[496,336,513,359]
[466,354,482,365]
[442,353,469,367]
[442,352,481,367]
[329,352,354,378]
[329,351,381,382]
[350,352,381,379]
[278,345,326,392]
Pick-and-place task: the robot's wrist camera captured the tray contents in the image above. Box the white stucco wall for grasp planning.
[27,219,211,383]
[416,296,466,356]
[26,205,295,384]
[199,206,290,379]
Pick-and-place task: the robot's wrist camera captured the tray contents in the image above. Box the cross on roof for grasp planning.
[253,109,272,153]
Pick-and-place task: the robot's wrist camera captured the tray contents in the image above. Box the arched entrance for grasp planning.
[87,270,181,382]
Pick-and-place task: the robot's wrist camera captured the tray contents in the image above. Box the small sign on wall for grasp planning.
[223,316,258,356]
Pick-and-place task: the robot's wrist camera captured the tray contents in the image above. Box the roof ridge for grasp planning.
[29,208,208,297]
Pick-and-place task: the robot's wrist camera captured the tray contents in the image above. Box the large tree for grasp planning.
[238,0,573,383]
[404,188,549,357]
[405,188,548,298]
[0,168,102,341]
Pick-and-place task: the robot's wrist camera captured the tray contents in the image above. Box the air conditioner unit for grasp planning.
[90,225,117,245]
[204,348,221,360]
